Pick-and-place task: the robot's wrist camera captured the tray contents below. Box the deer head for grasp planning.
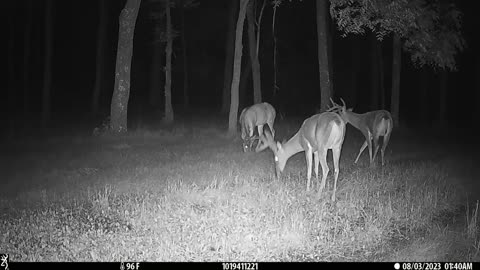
[256,130,285,179]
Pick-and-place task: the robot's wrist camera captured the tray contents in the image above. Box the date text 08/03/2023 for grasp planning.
[396,262,473,270]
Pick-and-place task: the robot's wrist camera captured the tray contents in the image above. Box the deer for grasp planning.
[327,98,393,167]
[256,111,346,201]
[239,102,276,152]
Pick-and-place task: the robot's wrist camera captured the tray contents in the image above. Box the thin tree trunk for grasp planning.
[180,0,189,110]
[316,0,332,112]
[42,0,54,129]
[149,42,163,107]
[437,70,448,127]
[327,5,334,98]
[247,0,262,104]
[110,0,141,133]
[391,33,401,127]
[256,0,266,55]
[92,0,108,116]
[23,0,33,120]
[370,34,379,110]
[163,0,174,124]
[222,0,239,113]
[227,0,249,136]
[272,3,279,97]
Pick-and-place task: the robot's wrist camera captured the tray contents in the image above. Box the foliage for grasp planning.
[403,1,465,70]
[329,0,465,70]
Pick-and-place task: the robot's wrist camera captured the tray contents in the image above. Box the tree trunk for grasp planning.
[180,0,189,110]
[256,0,266,56]
[437,70,448,127]
[163,0,174,124]
[222,0,239,113]
[23,0,33,120]
[316,0,332,112]
[227,0,249,136]
[92,0,108,116]
[327,5,334,99]
[42,0,54,130]
[110,0,141,133]
[370,34,379,110]
[272,3,279,98]
[149,42,163,107]
[391,33,401,127]
[247,0,262,104]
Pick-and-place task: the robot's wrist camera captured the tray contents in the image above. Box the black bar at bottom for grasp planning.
[7,261,479,270]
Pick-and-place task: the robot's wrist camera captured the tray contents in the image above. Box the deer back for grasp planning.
[246,103,275,125]
[240,102,276,138]
[299,112,346,151]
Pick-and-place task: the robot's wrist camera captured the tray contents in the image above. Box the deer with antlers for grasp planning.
[239,102,276,152]
[256,111,346,201]
[328,98,393,167]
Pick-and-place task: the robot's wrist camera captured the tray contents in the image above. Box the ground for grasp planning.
[0,114,479,262]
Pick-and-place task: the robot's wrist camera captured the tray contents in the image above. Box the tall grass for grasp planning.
[0,125,473,261]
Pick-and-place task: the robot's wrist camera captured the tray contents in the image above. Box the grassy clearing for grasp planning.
[0,122,477,261]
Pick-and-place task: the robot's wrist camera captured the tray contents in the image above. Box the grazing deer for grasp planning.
[256,112,346,201]
[328,98,393,167]
[239,102,276,152]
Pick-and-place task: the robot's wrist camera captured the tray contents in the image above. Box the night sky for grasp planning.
[5,0,480,133]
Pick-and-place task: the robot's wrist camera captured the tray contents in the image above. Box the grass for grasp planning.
[0,119,478,262]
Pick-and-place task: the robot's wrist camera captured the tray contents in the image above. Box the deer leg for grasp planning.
[314,151,320,190]
[247,126,257,151]
[331,147,341,202]
[246,138,253,152]
[254,125,265,151]
[305,148,313,192]
[318,150,329,195]
[257,124,265,137]
[381,131,392,166]
[248,126,254,138]
[268,122,275,138]
[367,131,374,167]
[252,137,259,152]
[354,140,368,164]
[372,136,381,166]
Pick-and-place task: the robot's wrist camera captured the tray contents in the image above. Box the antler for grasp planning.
[255,129,277,153]
[327,98,344,113]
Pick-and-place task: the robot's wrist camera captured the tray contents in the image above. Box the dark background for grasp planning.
[5,0,479,133]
